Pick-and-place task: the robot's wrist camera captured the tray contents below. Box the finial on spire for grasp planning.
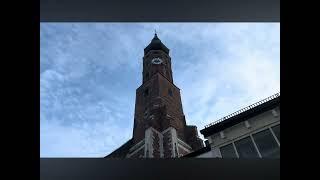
[151,29,160,41]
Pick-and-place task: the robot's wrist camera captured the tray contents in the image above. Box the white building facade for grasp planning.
[185,93,280,158]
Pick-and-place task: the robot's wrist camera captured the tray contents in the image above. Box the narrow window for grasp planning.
[144,88,149,97]
[168,89,173,96]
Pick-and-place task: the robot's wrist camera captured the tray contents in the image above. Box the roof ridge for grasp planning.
[204,92,280,129]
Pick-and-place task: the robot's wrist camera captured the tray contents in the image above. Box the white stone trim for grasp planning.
[177,144,191,153]
[127,144,145,158]
[250,134,262,158]
[161,127,172,134]
[144,128,154,158]
[244,120,251,128]
[220,131,225,139]
[271,109,279,117]
[159,131,164,158]
[129,139,145,152]
[170,128,179,157]
[232,142,239,158]
[151,127,164,158]
[269,126,280,147]
[175,143,180,157]
[143,127,166,158]
[177,138,192,150]
[138,126,195,158]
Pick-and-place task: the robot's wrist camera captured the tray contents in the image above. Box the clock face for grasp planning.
[151,57,163,65]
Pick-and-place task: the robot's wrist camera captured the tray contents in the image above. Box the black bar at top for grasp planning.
[40,0,280,22]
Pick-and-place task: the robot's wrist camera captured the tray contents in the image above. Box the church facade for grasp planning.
[105,33,204,158]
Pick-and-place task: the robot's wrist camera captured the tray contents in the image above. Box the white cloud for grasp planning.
[41,119,132,157]
[171,23,280,133]
[40,23,279,156]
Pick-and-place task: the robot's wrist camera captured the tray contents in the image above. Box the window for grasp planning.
[234,136,259,158]
[252,129,280,158]
[168,89,173,96]
[144,88,149,97]
[220,143,237,158]
[271,125,280,142]
[133,120,137,129]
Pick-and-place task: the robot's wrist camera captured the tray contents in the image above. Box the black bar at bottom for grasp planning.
[40,158,280,180]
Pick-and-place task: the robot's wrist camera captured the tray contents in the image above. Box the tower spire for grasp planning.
[144,30,169,55]
[154,29,157,37]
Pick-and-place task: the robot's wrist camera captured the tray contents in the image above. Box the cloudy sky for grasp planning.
[40,23,280,157]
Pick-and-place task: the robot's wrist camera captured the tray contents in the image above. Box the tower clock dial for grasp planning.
[151,57,163,65]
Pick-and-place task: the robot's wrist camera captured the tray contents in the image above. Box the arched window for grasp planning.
[144,88,149,97]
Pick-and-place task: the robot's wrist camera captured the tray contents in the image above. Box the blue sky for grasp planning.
[40,23,280,157]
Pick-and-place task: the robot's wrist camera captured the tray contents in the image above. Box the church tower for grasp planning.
[106,33,204,158]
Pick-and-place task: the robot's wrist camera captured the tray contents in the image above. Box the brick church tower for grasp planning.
[106,33,203,158]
